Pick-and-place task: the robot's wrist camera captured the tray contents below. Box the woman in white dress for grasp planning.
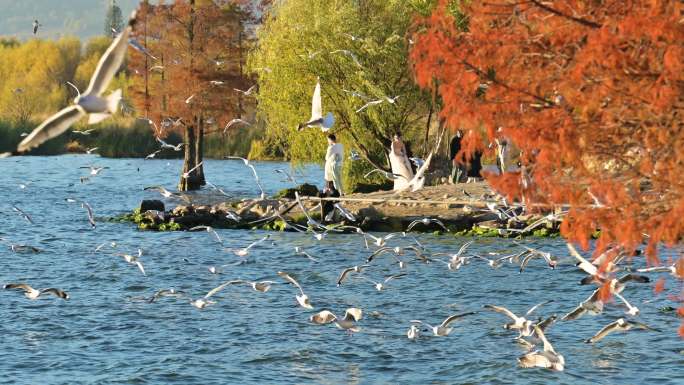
[389,132,414,191]
[324,134,344,195]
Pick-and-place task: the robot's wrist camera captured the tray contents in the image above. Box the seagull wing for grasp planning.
[519,253,538,273]
[636,266,673,273]
[483,305,520,321]
[85,17,133,96]
[40,288,68,299]
[367,247,392,262]
[525,300,553,317]
[406,220,420,232]
[441,311,477,327]
[337,267,355,286]
[310,81,322,121]
[384,273,407,283]
[81,202,96,228]
[204,280,242,299]
[567,243,597,275]
[277,271,304,293]
[455,240,474,258]
[586,320,620,343]
[135,261,146,276]
[4,283,34,292]
[561,304,586,321]
[18,106,86,152]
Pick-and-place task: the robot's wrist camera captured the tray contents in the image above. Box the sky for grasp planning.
[0,0,146,41]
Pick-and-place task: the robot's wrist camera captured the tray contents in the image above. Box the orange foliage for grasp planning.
[129,0,255,136]
[410,1,684,262]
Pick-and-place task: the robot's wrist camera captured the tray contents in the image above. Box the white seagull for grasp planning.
[358,273,407,291]
[231,234,270,257]
[223,118,252,133]
[406,217,448,232]
[225,156,266,199]
[483,300,553,337]
[297,80,334,132]
[234,85,256,96]
[4,283,68,300]
[585,318,659,344]
[116,249,146,276]
[277,271,314,310]
[17,12,136,153]
[411,312,477,336]
[518,326,565,371]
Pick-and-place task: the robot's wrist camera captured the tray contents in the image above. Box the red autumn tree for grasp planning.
[129,0,255,190]
[411,1,683,331]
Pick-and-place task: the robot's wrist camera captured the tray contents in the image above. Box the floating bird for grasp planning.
[483,300,553,337]
[297,80,334,132]
[225,156,266,199]
[358,273,407,291]
[336,265,370,287]
[518,326,565,371]
[189,226,223,244]
[4,283,68,300]
[17,12,136,153]
[231,234,270,257]
[11,205,34,224]
[407,324,420,340]
[406,218,448,232]
[182,161,203,179]
[585,318,659,344]
[223,118,251,133]
[411,312,477,336]
[277,271,313,310]
[234,85,256,96]
[116,249,146,276]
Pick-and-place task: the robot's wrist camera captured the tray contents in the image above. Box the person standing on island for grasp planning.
[324,134,344,195]
[389,132,414,191]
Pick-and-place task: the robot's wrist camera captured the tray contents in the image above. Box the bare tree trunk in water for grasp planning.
[178,123,202,191]
[195,116,206,186]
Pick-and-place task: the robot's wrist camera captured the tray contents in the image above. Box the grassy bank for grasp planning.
[0,118,265,159]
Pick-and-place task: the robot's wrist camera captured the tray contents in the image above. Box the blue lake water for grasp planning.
[0,155,682,385]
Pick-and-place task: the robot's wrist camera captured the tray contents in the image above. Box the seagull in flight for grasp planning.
[223,119,251,133]
[336,265,370,286]
[80,166,109,176]
[182,162,203,179]
[231,234,270,257]
[277,271,313,309]
[116,249,146,276]
[156,137,185,151]
[411,312,477,336]
[330,49,362,67]
[406,217,448,232]
[274,169,299,184]
[190,280,242,309]
[585,318,659,344]
[297,80,334,132]
[189,226,223,244]
[483,300,553,337]
[16,12,136,153]
[11,205,34,224]
[357,272,407,291]
[148,288,186,303]
[225,156,266,199]
[294,246,319,262]
[4,283,68,300]
[72,129,95,135]
[234,85,256,96]
[363,168,408,181]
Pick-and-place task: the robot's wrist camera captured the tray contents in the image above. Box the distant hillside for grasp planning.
[0,0,142,40]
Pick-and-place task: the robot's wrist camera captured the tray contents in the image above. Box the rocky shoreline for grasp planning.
[115,182,564,238]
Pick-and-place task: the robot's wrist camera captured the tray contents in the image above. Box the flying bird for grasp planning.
[585,318,659,344]
[277,271,313,310]
[225,156,266,199]
[234,85,256,96]
[189,226,223,244]
[358,273,407,291]
[483,300,553,338]
[297,80,334,132]
[411,312,477,336]
[32,19,41,35]
[17,12,136,153]
[12,205,34,224]
[336,265,370,287]
[182,161,203,179]
[4,283,68,300]
[116,249,146,276]
[223,119,252,133]
[406,218,448,232]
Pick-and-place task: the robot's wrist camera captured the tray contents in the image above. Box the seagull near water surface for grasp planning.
[14,12,137,154]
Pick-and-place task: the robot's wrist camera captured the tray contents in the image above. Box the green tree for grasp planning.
[105,0,124,37]
[248,0,437,192]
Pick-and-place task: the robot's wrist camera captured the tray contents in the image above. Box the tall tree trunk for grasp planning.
[195,115,206,186]
[178,123,202,191]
